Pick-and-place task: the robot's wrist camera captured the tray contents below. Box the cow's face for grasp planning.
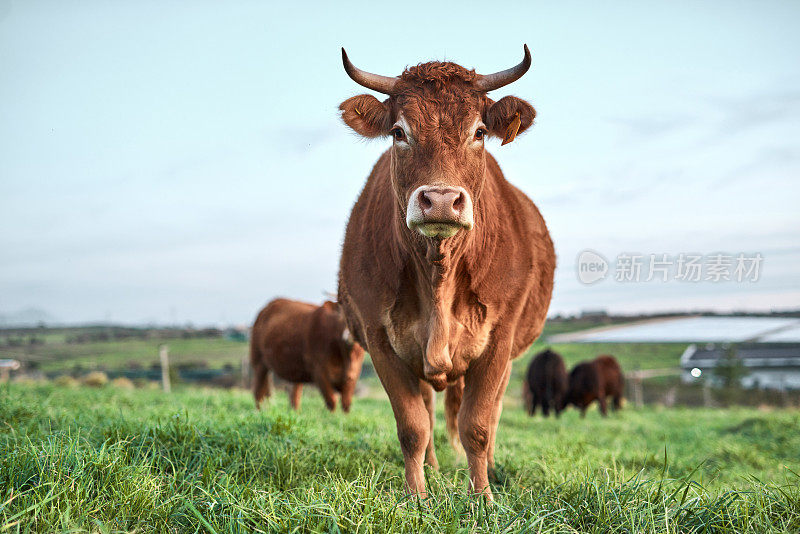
[343,341,365,380]
[338,324,363,367]
[339,49,535,241]
[560,387,577,410]
[326,302,365,384]
[389,88,492,240]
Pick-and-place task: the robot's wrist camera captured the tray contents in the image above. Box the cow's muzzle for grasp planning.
[406,186,474,239]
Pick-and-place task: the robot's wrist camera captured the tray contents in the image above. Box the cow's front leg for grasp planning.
[487,361,511,481]
[459,347,511,500]
[339,375,357,413]
[368,331,430,496]
[597,393,608,416]
[444,378,465,456]
[314,371,338,412]
[289,383,303,411]
[420,380,439,470]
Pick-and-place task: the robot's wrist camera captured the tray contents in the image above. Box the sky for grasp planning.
[1,0,799,326]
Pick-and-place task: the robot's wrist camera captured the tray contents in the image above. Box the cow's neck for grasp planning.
[399,205,492,380]
[402,175,497,303]
[420,238,470,287]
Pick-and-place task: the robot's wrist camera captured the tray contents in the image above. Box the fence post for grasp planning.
[241,353,249,389]
[702,380,711,408]
[631,366,643,408]
[634,375,644,408]
[159,344,171,393]
[781,377,788,408]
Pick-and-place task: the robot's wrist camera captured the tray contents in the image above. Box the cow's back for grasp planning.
[251,298,316,383]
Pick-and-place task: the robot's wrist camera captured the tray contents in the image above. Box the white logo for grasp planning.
[577,249,609,284]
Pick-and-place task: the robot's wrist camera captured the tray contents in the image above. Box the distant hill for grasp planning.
[0,308,57,327]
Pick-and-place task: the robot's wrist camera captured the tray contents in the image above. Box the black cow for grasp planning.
[523,348,568,417]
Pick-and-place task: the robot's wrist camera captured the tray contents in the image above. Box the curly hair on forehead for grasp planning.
[400,62,478,87]
[392,66,488,146]
[396,61,482,115]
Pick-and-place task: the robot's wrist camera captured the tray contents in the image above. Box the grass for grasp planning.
[2,383,798,532]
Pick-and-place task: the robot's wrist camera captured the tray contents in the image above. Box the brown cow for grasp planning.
[523,348,568,418]
[250,298,365,412]
[337,45,555,498]
[562,355,624,417]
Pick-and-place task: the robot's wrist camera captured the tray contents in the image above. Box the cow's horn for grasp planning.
[474,44,532,92]
[341,48,399,95]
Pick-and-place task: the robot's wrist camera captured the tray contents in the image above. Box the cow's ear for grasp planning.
[339,94,392,138]
[484,96,536,145]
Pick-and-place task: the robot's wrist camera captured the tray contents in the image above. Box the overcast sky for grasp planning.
[1,0,798,326]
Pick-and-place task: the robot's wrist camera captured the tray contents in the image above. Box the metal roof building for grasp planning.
[680,343,800,390]
[546,316,800,391]
[548,316,800,344]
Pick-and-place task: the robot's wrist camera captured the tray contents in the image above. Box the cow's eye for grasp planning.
[474,128,486,141]
[391,127,406,142]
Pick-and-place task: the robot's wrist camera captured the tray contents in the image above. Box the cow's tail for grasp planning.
[545,375,554,412]
[444,378,465,457]
[544,376,555,408]
[249,328,260,367]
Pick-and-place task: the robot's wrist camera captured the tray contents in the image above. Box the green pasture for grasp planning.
[1,383,798,532]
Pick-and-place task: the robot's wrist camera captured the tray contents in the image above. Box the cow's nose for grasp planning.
[406,185,474,238]
[418,188,464,222]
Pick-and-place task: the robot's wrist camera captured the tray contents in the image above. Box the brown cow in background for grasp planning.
[562,355,624,417]
[250,298,365,412]
[337,45,555,499]
[523,348,568,417]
